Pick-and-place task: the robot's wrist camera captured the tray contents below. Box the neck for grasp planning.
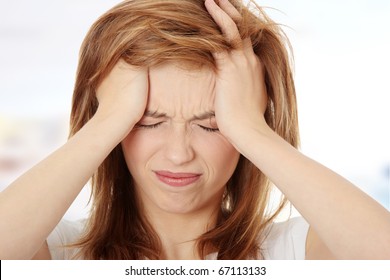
[145,207,219,260]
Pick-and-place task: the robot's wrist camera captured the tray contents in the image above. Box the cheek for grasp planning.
[194,133,240,176]
[121,130,161,171]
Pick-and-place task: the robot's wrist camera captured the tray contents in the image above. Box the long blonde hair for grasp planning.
[70,0,299,259]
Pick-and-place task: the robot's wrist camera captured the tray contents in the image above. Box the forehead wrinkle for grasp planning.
[148,63,216,121]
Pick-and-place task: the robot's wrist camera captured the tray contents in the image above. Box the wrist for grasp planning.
[222,117,274,154]
[88,111,137,143]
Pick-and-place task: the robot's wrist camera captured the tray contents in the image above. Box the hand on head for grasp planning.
[95,60,149,139]
[205,0,268,144]
[94,0,268,147]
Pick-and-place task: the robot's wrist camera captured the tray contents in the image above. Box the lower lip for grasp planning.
[155,173,201,187]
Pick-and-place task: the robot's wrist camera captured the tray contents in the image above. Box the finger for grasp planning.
[241,37,256,56]
[218,0,242,23]
[204,0,242,48]
[212,50,230,65]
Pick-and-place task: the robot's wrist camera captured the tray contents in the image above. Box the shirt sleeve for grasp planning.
[261,216,310,260]
[46,219,85,260]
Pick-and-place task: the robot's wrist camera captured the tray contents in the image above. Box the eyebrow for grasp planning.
[143,110,215,121]
[144,110,167,118]
[190,111,215,121]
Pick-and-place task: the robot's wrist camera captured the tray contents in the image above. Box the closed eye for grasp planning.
[136,122,163,129]
[198,125,219,132]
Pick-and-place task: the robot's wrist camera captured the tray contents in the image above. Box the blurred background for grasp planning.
[0,0,389,220]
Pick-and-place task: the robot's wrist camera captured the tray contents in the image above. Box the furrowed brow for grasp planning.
[143,110,215,121]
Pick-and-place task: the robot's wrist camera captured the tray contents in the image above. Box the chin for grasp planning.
[157,201,199,215]
[156,194,220,216]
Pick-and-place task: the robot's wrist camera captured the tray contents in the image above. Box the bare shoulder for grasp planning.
[305,227,336,260]
[31,240,51,260]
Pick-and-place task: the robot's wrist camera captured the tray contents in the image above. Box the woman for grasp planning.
[0,0,389,260]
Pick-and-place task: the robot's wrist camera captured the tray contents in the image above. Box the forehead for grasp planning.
[147,63,216,117]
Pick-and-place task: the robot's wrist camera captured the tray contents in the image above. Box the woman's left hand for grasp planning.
[207,0,390,260]
[204,0,268,149]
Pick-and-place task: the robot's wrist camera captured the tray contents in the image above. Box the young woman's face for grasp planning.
[121,63,240,215]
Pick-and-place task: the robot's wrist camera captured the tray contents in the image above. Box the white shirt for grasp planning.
[47,216,309,260]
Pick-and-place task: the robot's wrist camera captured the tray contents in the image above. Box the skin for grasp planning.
[204,0,390,259]
[0,0,389,259]
[121,64,240,259]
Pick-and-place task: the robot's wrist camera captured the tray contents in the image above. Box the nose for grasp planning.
[163,125,195,166]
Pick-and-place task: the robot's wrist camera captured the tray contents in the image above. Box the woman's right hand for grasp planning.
[95,59,149,139]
